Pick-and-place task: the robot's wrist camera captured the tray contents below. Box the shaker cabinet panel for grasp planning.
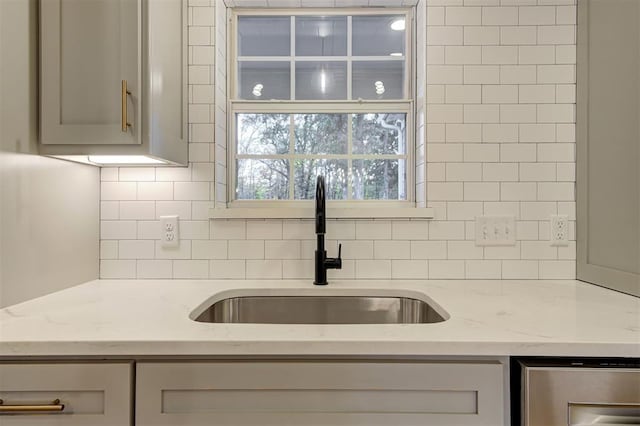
[0,362,132,425]
[40,0,140,145]
[136,361,505,426]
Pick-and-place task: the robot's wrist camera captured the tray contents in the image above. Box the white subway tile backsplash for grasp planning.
[100,241,118,259]
[519,85,555,104]
[137,260,173,278]
[355,260,392,279]
[519,123,556,142]
[101,260,136,279]
[518,6,556,25]
[500,65,537,84]
[500,104,537,123]
[101,201,119,220]
[119,240,155,259]
[246,260,283,279]
[447,163,482,181]
[519,163,556,181]
[429,260,465,278]
[502,260,538,279]
[464,65,500,84]
[482,85,518,104]
[119,201,155,220]
[446,123,483,142]
[482,124,519,143]
[448,240,483,259]
[446,6,482,25]
[522,240,557,259]
[446,85,482,104]
[119,167,155,182]
[155,240,192,259]
[282,260,314,279]
[374,241,411,259]
[463,26,500,46]
[539,260,574,279]
[392,221,429,240]
[428,26,464,45]
[192,240,227,259]
[483,163,518,181]
[99,2,577,280]
[228,240,264,259]
[138,182,173,201]
[101,221,137,240]
[481,7,517,26]
[265,240,302,259]
[500,26,537,45]
[429,221,466,239]
[209,260,245,279]
[481,46,518,64]
[464,182,500,200]
[464,144,500,162]
[173,260,209,278]
[355,221,392,240]
[247,220,283,239]
[411,241,448,259]
[500,143,537,162]
[537,25,575,45]
[501,182,537,200]
[391,260,429,279]
[101,182,137,201]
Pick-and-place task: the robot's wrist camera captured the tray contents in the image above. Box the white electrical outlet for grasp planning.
[160,215,179,248]
[550,215,569,246]
[475,216,517,246]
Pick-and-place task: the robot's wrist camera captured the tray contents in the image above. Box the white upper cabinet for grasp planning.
[39,0,188,165]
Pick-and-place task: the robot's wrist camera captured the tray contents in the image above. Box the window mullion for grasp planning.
[347,15,353,101]
[291,16,296,102]
[347,113,353,201]
[289,114,295,200]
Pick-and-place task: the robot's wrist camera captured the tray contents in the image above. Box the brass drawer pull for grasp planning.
[121,80,132,132]
[0,398,65,413]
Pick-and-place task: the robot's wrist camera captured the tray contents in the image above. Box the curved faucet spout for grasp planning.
[316,175,326,235]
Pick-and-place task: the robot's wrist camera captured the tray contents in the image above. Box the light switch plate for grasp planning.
[475,216,516,246]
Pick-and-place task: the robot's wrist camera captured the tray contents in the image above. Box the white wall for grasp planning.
[0,0,100,307]
[99,0,577,281]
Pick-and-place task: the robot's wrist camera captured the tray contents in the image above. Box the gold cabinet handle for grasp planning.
[0,398,65,414]
[122,80,132,132]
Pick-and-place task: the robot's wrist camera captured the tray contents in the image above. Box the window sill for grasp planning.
[208,207,434,220]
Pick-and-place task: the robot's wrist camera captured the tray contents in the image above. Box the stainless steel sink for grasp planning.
[193,296,447,324]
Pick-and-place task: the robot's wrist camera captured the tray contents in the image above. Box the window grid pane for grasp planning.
[235,112,408,201]
[236,13,407,101]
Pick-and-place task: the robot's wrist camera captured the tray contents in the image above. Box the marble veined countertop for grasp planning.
[0,279,638,357]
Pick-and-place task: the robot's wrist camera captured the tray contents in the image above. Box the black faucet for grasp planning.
[314,175,342,285]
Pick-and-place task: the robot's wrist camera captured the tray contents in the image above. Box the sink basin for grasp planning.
[193,295,447,324]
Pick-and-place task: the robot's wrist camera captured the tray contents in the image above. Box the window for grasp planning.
[230,9,413,206]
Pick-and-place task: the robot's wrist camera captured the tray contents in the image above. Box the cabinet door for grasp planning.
[137,361,504,426]
[40,0,141,145]
[0,362,132,425]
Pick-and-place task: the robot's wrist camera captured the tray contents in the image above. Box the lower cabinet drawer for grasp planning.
[0,362,132,426]
[137,361,504,426]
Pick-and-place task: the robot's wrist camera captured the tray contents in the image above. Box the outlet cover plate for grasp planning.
[475,216,516,246]
[550,214,569,246]
[160,215,179,248]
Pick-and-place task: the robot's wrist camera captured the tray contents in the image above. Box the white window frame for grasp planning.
[211,6,433,219]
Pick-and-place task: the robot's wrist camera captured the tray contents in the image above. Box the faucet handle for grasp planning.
[337,243,342,260]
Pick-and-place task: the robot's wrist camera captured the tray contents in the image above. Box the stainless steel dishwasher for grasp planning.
[515,359,640,426]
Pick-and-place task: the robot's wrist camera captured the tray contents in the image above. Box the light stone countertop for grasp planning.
[0,279,638,357]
